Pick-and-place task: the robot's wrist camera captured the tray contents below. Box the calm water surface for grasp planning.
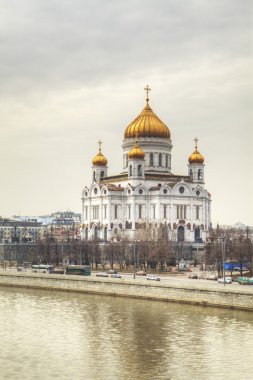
[0,287,253,380]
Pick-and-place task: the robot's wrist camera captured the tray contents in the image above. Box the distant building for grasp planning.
[12,211,81,241]
[0,217,42,243]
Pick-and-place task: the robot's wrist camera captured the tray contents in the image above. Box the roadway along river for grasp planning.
[1,286,253,380]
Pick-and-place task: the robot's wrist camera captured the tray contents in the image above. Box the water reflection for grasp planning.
[0,287,252,380]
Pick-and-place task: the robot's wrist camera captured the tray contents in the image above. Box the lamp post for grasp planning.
[221,237,226,286]
[133,240,136,279]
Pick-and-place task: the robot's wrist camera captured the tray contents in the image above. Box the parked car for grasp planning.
[237,277,253,285]
[96,272,109,277]
[189,273,198,279]
[217,276,232,284]
[146,275,160,281]
[111,273,122,278]
[136,271,146,276]
[107,269,117,274]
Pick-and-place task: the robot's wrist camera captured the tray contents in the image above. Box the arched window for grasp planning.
[138,165,142,176]
[165,155,168,167]
[126,154,128,167]
[198,169,202,180]
[139,204,142,219]
[129,165,132,176]
[85,228,88,241]
[100,171,104,178]
[93,171,96,181]
[159,153,162,167]
[104,227,107,241]
[190,169,193,179]
[150,153,153,166]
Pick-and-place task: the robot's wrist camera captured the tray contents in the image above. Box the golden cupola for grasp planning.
[92,140,108,166]
[128,140,145,159]
[188,138,204,164]
[124,85,170,139]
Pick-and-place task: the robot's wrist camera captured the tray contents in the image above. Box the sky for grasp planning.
[0,0,252,226]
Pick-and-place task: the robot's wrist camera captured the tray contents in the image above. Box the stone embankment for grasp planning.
[0,271,252,311]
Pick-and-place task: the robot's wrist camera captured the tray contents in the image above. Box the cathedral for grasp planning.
[81,86,211,243]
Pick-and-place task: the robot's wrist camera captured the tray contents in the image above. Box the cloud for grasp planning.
[0,0,252,224]
[0,0,251,99]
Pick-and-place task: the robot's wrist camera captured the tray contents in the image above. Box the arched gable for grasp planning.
[89,183,102,197]
[124,184,134,196]
[160,184,172,195]
[134,184,148,195]
[100,185,109,196]
[173,180,192,196]
[81,187,89,198]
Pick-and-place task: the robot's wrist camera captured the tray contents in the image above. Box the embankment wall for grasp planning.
[0,272,252,311]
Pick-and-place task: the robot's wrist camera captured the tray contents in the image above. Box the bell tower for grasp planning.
[188,138,205,183]
[91,140,108,183]
[128,140,145,183]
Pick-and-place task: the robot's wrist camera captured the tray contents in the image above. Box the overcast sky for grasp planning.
[0,0,252,226]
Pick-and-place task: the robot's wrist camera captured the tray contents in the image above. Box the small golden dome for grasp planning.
[128,142,145,159]
[92,140,108,166]
[188,138,204,164]
[124,86,170,139]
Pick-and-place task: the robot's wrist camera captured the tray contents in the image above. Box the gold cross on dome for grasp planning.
[194,137,198,149]
[144,85,151,102]
[98,140,102,152]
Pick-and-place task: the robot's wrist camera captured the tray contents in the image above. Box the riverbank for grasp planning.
[0,271,252,311]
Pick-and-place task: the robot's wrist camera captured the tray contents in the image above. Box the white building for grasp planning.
[81,87,211,243]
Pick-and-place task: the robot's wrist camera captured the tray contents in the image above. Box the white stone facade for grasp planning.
[81,98,211,243]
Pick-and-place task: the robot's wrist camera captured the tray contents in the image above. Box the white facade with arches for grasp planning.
[81,91,211,243]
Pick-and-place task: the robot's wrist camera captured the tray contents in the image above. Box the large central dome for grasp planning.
[124,100,170,139]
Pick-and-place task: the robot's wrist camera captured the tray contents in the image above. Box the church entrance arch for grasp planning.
[177,226,185,242]
[194,226,200,241]
[94,225,98,240]
[104,227,107,241]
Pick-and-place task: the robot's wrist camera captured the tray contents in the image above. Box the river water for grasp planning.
[0,287,253,380]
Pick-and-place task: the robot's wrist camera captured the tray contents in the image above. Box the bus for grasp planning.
[66,265,91,276]
[32,264,54,273]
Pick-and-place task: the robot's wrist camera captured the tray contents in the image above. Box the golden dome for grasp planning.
[92,140,108,166]
[128,142,145,159]
[188,138,204,164]
[124,86,170,139]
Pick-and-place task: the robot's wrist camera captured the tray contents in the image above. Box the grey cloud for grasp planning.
[0,0,252,224]
[0,0,251,100]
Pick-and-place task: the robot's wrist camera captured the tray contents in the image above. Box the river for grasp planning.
[0,287,252,380]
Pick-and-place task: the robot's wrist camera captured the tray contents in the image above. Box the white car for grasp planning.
[146,275,160,281]
[111,273,122,278]
[217,276,232,284]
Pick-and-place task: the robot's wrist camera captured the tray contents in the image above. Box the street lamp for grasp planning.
[221,237,226,286]
[133,240,136,279]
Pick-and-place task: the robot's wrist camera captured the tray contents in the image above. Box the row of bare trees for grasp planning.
[205,226,253,276]
[6,225,252,274]
[27,225,186,271]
